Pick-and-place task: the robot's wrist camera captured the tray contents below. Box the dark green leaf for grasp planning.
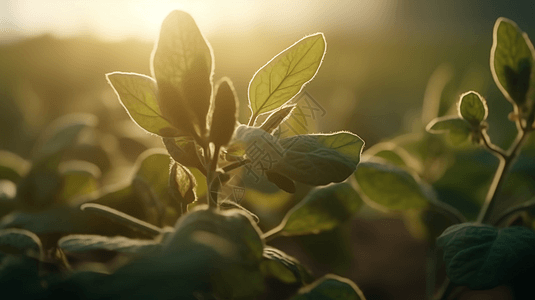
[249,33,326,119]
[437,223,535,289]
[458,91,488,125]
[261,246,312,285]
[491,18,535,107]
[162,136,205,172]
[0,150,30,183]
[426,116,472,145]
[106,72,181,137]
[209,78,238,147]
[272,132,365,185]
[58,234,161,254]
[0,228,42,258]
[354,159,430,210]
[58,161,100,203]
[291,274,366,300]
[266,171,296,193]
[134,149,172,206]
[152,10,213,139]
[272,183,362,236]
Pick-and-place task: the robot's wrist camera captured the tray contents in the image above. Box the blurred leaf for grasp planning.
[58,234,161,254]
[249,33,326,118]
[260,105,297,134]
[261,246,312,285]
[355,159,430,210]
[491,18,534,108]
[58,161,100,203]
[33,113,97,163]
[209,78,238,147]
[291,274,366,300]
[16,165,62,210]
[458,91,488,125]
[272,183,361,236]
[152,10,213,139]
[266,171,296,193]
[437,223,535,290]
[0,150,30,183]
[164,208,265,299]
[272,132,364,186]
[134,149,171,206]
[426,116,471,145]
[106,72,181,137]
[169,162,197,206]
[0,228,42,258]
[219,200,259,223]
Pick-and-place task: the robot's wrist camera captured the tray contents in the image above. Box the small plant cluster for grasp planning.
[1,10,535,300]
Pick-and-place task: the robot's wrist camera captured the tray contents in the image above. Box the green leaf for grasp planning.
[162,137,205,172]
[491,17,535,107]
[33,113,97,163]
[58,161,100,203]
[426,116,471,145]
[164,208,265,299]
[58,235,161,254]
[106,72,180,137]
[133,149,172,206]
[265,171,296,193]
[0,150,30,183]
[437,223,535,290]
[248,33,326,119]
[458,91,488,125]
[209,78,239,147]
[169,162,197,206]
[261,246,312,285]
[152,10,213,139]
[291,274,366,300]
[271,183,362,236]
[271,132,364,186]
[354,159,430,210]
[260,105,297,134]
[0,228,42,259]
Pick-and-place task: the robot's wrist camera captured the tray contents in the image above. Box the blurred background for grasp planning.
[2,0,535,299]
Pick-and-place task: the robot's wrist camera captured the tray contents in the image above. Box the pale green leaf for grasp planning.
[354,159,430,210]
[458,91,488,125]
[106,72,180,137]
[249,33,326,118]
[437,223,535,290]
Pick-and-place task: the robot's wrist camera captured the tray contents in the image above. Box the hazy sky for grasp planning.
[0,0,397,42]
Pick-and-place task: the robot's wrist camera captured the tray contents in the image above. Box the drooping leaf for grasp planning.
[169,162,197,206]
[271,183,362,236]
[248,33,326,119]
[437,223,535,290]
[209,78,239,147]
[426,116,472,145]
[152,10,213,139]
[354,159,430,210]
[458,91,488,125]
[0,228,42,259]
[261,246,312,285]
[291,274,366,300]
[260,105,297,134]
[271,132,364,185]
[491,18,535,107]
[106,72,181,137]
[58,235,161,254]
[0,150,30,183]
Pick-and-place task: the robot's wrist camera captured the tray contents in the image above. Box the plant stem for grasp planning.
[206,144,221,208]
[248,113,258,126]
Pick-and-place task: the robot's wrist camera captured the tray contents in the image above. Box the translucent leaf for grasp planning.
[0,150,30,184]
[162,137,205,171]
[261,246,312,284]
[0,228,42,258]
[271,132,364,185]
[248,33,326,119]
[106,72,180,137]
[491,18,535,107]
[458,91,488,125]
[437,223,535,290]
[426,116,471,145]
[272,183,362,236]
[291,274,366,300]
[169,162,197,205]
[354,159,430,210]
[58,235,161,254]
[151,10,213,138]
[58,161,100,203]
[209,78,238,147]
[260,105,296,134]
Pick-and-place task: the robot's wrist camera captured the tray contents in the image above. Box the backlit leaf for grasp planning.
[248,33,326,119]
[458,91,488,125]
[491,18,535,107]
[134,149,172,206]
[291,274,366,300]
[426,116,471,145]
[437,223,535,290]
[271,132,364,185]
[209,78,239,147]
[58,161,100,203]
[106,72,180,137]
[0,150,30,184]
[169,162,197,205]
[58,235,161,254]
[354,159,430,210]
[152,10,213,139]
[272,183,362,236]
